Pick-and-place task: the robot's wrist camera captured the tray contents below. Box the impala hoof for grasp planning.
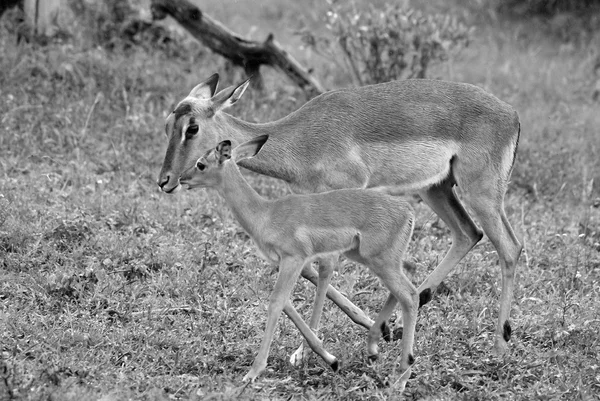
[381,321,391,342]
[503,320,512,342]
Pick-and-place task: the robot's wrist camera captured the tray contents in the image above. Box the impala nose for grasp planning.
[157,174,171,189]
[159,173,182,193]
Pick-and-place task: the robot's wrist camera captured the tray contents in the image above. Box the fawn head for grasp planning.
[157,73,251,193]
[180,135,269,190]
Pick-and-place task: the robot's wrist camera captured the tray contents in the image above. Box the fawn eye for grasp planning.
[196,161,206,171]
[186,125,199,137]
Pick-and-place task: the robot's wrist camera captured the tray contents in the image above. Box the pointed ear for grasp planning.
[216,140,232,164]
[189,73,219,99]
[234,135,268,161]
[210,78,251,112]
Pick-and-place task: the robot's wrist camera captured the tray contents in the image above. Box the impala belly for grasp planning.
[365,140,460,194]
[295,226,359,256]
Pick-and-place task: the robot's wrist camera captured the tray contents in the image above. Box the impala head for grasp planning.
[180,135,269,190]
[157,73,251,193]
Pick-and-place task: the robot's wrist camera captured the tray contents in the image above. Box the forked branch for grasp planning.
[150,0,324,96]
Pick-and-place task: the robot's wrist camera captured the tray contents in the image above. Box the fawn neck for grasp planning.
[216,159,270,239]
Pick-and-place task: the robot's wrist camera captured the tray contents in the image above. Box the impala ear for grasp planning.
[210,78,251,112]
[189,73,219,99]
[234,135,268,161]
[216,140,232,164]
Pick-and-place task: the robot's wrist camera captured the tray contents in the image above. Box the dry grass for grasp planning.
[1,1,599,400]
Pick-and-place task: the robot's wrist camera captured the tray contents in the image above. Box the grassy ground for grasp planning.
[1,0,600,400]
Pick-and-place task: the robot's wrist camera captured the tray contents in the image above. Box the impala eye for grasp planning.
[186,125,199,137]
[196,161,206,171]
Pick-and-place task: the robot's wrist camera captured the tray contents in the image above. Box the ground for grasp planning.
[1,0,599,400]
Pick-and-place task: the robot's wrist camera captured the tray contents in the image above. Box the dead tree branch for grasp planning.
[150,0,324,95]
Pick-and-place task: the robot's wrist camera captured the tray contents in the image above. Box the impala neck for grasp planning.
[224,114,298,183]
[217,159,269,239]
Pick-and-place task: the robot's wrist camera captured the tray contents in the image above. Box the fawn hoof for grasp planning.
[242,367,262,383]
[330,359,340,372]
[367,354,378,364]
[289,343,309,367]
[242,373,255,383]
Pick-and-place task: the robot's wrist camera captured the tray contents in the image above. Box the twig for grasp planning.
[130,306,200,317]
[80,92,103,138]
[520,203,530,269]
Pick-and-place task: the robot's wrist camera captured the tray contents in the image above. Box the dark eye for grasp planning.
[196,161,206,171]
[186,125,199,137]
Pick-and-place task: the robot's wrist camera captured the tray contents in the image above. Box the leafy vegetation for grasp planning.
[1,0,599,400]
[324,2,472,84]
[497,0,600,16]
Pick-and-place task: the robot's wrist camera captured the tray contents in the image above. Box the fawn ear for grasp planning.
[234,135,268,161]
[189,73,219,99]
[216,140,232,164]
[210,78,250,112]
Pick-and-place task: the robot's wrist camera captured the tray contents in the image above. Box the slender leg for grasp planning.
[416,179,483,307]
[283,300,338,370]
[394,281,418,393]
[290,256,335,366]
[369,262,418,393]
[243,256,305,382]
[301,262,374,329]
[467,200,522,354]
[366,294,398,360]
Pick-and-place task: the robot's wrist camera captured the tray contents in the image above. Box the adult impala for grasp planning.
[158,73,522,358]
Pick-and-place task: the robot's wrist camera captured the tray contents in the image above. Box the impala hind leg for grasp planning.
[243,256,304,382]
[290,256,336,366]
[368,262,418,392]
[366,294,398,361]
[466,195,522,354]
[417,178,483,306]
[300,260,374,329]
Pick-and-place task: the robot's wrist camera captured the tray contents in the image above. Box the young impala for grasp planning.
[158,73,522,361]
[179,137,417,388]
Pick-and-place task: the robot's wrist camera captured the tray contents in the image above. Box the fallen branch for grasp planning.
[150,0,324,95]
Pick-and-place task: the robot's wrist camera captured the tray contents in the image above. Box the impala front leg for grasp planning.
[243,256,305,382]
[284,300,339,370]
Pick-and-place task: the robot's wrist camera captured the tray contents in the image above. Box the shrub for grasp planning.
[495,0,600,42]
[300,2,472,85]
[497,0,600,17]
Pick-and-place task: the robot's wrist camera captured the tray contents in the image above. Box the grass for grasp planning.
[1,0,600,400]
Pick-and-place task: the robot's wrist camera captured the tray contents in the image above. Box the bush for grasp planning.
[497,0,600,17]
[300,2,472,85]
[496,0,600,42]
